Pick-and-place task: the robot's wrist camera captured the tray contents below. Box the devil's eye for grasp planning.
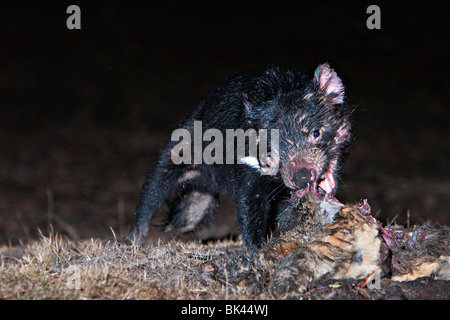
[313,130,320,138]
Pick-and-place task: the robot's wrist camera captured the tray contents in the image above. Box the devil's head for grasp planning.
[243,63,353,199]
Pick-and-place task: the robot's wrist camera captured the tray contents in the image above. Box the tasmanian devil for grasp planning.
[124,63,353,251]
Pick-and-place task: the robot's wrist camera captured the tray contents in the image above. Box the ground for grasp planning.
[1,232,448,300]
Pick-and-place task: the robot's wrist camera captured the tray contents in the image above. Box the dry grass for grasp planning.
[1,225,449,300]
[1,200,448,300]
[0,231,252,300]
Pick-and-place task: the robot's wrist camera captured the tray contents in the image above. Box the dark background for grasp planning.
[1,1,449,244]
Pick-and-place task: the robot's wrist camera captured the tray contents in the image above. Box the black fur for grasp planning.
[124,64,353,251]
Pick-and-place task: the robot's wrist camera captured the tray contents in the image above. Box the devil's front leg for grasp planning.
[233,172,276,252]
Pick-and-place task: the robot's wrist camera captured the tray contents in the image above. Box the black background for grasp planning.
[1,1,449,244]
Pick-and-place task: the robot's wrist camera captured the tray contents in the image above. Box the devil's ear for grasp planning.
[313,63,345,106]
[242,93,254,124]
[242,93,252,113]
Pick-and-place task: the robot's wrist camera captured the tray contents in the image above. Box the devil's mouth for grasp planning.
[291,178,329,199]
[291,159,337,199]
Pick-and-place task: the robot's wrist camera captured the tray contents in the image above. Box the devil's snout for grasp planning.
[292,167,315,189]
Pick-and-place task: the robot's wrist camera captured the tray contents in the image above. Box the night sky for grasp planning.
[1,2,449,242]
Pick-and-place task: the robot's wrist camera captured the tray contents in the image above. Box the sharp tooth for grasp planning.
[318,187,326,196]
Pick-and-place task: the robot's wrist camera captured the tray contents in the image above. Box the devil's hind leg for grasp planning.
[165,168,220,233]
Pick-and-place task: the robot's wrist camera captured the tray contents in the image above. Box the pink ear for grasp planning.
[242,93,254,124]
[242,93,252,111]
[313,63,345,105]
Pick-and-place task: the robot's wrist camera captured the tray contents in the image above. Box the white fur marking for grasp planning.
[240,156,261,171]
